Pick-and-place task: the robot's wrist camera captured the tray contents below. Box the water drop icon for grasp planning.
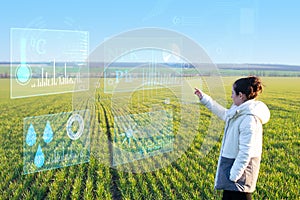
[43,121,53,143]
[34,145,45,168]
[26,123,36,146]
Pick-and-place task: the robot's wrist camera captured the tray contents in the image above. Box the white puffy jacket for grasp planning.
[200,93,270,192]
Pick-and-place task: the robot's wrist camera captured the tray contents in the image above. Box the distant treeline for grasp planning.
[1,63,300,77]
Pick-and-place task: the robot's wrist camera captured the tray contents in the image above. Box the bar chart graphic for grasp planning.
[29,60,83,88]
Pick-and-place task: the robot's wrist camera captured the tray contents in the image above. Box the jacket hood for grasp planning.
[228,100,270,124]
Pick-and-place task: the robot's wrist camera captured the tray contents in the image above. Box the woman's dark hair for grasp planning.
[233,76,263,100]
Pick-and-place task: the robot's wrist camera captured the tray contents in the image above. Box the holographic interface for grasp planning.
[23,110,90,174]
[112,110,174,166]
[10,28,89,98]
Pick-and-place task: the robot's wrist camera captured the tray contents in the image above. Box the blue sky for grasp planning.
[1,0,300,65]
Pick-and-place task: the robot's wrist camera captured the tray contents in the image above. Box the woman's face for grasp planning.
[231,86,246,106]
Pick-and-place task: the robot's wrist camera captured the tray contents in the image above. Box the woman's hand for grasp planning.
[194,88,203,100]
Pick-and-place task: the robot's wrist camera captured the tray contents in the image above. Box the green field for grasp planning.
[0,76,299,199]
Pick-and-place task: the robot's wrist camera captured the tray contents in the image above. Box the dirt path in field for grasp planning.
[100,104,122,200]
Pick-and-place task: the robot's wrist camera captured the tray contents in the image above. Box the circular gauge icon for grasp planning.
[66,114,84,140]
[15,64,32,85]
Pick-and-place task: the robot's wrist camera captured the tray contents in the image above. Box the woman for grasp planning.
[194,76,270,200]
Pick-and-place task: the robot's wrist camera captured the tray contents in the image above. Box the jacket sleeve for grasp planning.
[229,115,261,182]
[200,93,227,121]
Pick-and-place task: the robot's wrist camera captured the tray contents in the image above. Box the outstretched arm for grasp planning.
[194,88,227,121]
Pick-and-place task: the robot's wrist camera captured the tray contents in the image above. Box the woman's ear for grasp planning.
[239,92,247,101]
[238,92,243,98]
